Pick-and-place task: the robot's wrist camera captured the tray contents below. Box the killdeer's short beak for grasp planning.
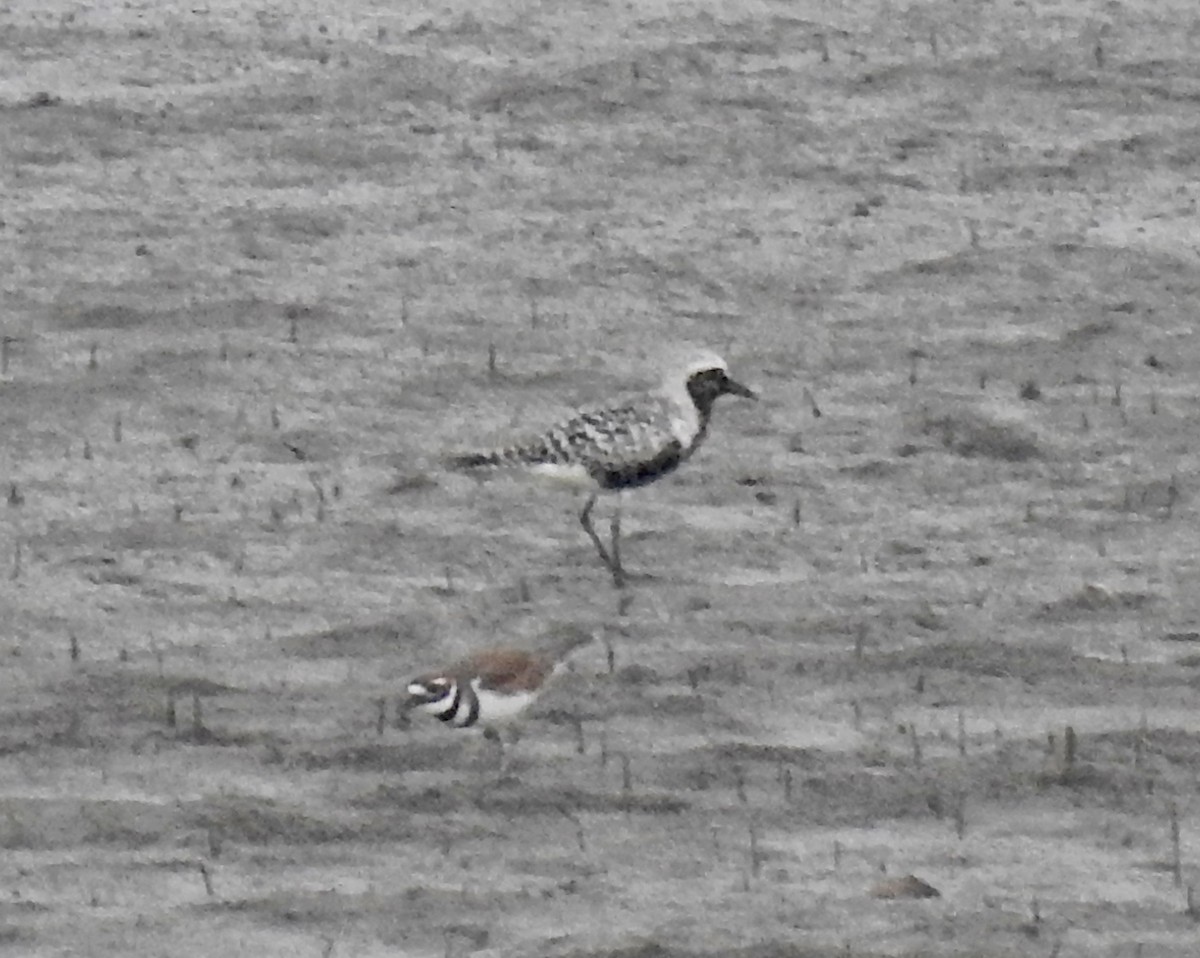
[725,376,758,400]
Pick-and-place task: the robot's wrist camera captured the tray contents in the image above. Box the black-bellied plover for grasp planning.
[449,350,757,587]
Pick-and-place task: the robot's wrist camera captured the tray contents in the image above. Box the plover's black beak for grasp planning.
[723,374,758,400]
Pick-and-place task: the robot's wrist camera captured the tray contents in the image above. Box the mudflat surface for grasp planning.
[2,1,1200,955]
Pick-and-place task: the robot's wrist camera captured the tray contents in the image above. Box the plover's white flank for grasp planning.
[449,350,757,587]
[403,631,592,769]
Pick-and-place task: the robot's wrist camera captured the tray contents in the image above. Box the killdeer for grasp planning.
[448,350,757,587]
[403,629,593,768]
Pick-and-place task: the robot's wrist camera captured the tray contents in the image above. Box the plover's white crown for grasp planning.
[654,348,735,420]
[674,348,729,381]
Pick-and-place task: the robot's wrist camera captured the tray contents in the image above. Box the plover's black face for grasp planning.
[686,366,757,411]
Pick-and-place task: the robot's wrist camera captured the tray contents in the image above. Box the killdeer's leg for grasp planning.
[482,726,506,771]
[482,726,520,781]
[580,492,616,573]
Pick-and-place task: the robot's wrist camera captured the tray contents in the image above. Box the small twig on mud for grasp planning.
[1063,725,1077,772]
[69,633,80,663]
[802,385,822,418]
[733,764,747,804]
[1170,801,1182,887]
[747,818,762,878]
[198,862,214,897]
[192,691,206,740]
[555,805,587,853]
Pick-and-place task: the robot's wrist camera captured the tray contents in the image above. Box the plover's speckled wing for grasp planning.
[450,391,702,491]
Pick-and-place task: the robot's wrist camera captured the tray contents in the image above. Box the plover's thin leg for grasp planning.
[580,492,615,572]
[609,497,625,590]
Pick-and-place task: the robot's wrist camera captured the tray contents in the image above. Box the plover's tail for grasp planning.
[446,437,561,472]
[446,449,505,470]
[445,446,523,471]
